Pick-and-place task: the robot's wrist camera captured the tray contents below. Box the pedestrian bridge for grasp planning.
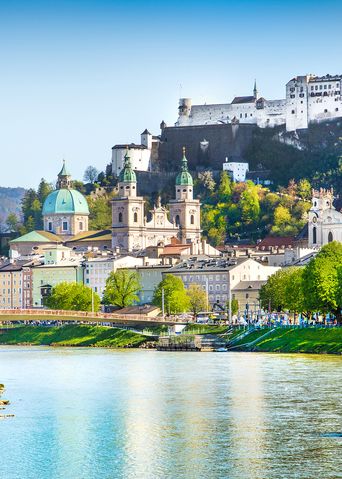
[0,309,182,326]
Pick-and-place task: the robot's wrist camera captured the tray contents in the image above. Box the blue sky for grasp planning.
[0,0,341,187]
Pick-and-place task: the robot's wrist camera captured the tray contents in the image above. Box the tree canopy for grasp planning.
[44,282,101,312]
[102,270,141,308]
[186,284,208,316]
[153,274,190,314]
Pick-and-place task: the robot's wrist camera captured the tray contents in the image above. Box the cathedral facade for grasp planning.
[111,149,201,252]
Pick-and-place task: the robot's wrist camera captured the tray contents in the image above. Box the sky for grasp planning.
[0,0,341,188]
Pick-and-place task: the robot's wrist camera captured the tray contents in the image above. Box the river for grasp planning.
[0,347,341,479]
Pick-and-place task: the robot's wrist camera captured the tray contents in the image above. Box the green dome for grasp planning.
[119,153,136,183]
[176,149,193,186]
[42,189,89,215]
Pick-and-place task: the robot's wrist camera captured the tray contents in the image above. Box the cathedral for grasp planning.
[308,188,342,247]
[111,148,202,252]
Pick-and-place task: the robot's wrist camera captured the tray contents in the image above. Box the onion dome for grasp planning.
[119,152,136,183]
[175,147,193,186]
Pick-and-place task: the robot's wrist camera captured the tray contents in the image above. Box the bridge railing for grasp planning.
[0,308,185,323]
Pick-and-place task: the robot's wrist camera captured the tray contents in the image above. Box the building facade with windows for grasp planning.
[167,257,279,308]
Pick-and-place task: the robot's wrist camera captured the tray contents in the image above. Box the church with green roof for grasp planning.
[42,161,90,237]
[112,148,201,251]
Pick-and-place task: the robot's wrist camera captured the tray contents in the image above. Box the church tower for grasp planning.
[111,152,146,251]
[169,148,201,243]
[307,188,340,248]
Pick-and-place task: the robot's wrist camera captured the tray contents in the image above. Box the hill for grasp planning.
[0,187,26,227]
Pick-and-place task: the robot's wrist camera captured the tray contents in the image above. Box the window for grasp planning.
[291,110,295,114]
[119,212,123,223]
[134,212,138,223]
[190,214,194,225]
[313,226,317,244]
[48,222,52,231]
[62,221,68,231]
[328,231,333,243]
[79,222,83,231]
[175,215,180,226]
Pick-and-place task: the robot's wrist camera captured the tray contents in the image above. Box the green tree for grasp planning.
[198,171,216,195]
[84,166,100,184]
[37,178,53,205]
[187,284,208,317]
[239,182,260,225]
[6,213,20,232]
[153,274,190,314]
[297,178,311,201]
[217,171,232,200]
[88,195,113,230]
[226,298,239,316]
[44,282,100,311]
[102,270,141,308]
[302,242,342,321]
[259,268,293,312]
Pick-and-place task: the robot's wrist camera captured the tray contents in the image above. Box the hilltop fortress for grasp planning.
[175,74,342,132]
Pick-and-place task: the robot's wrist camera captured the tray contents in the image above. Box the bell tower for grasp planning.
[169,148,201,243]
[111,151,146,251]
[57,160,72,189]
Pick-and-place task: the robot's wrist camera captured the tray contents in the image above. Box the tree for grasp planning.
[187,284,208,317]
[302,242,342,321]
[88,195,113,230]
[44,282,100,312]
[198,171,216,194]
[6,213,20,232]
[217,171,232,200]
[37,179,53,205]
[84,166,100,184]
[102,270,141,308]
[259,268,292,312]
[153,274,190,314]
[297,178,311,201]
[226,298,239,316]
[239,182,260,225]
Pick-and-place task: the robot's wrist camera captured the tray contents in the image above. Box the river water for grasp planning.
[0,347,341,479]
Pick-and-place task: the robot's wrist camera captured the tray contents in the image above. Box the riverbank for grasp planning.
[0,325,150,348]
[233,327,342,354]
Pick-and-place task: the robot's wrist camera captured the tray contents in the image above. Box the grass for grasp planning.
[0,325,149,348]
[233,327,342,354]
[254,327,342,354]
[184,324,229,335]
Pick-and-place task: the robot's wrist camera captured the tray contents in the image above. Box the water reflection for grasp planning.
[0,348,341,479]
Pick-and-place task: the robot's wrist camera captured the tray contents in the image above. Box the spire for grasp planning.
[119,149,136,183]
[176,147,193,186]
[253,79,258,99]
[57,160,72,189]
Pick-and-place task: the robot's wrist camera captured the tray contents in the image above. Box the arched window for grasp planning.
[175,215,180,226]
[328,231,333,243]
[190,214,194,225]
[312,226,317,244]
[134,212,138,223]
[118,212,123,223]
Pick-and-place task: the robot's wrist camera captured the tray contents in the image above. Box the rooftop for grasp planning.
[231,96,256,105]
[169,257,248,272]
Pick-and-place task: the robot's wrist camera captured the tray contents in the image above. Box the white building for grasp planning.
[223,158,249,182]
[111,129,159,177]
[175,74,342,132]
[168,257,279,307]
[308,188,342,248]
[286,74,341,131]
[84,255,145,297]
